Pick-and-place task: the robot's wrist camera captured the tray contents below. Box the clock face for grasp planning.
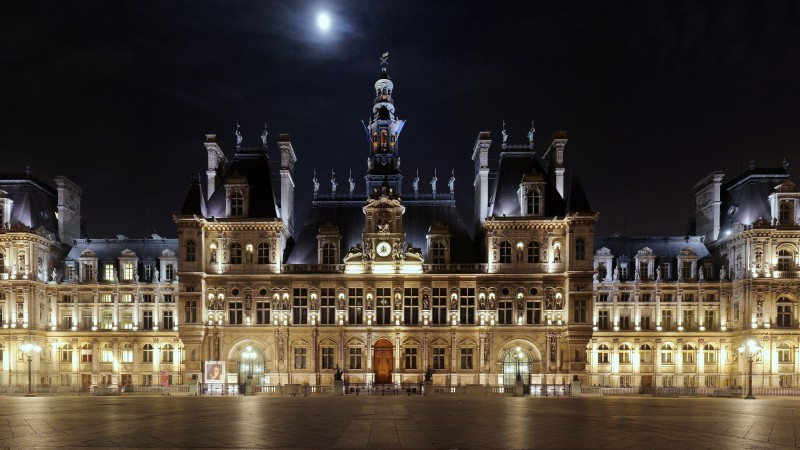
[376,241,392,257]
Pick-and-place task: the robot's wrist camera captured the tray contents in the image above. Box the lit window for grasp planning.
[597,344,610,363]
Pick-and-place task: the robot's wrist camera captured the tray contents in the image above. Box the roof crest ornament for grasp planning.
[431,168,438,195]
[501,120,508,149]
[527,119,535,149]
[449,169,455,195]
[348,170,355,196]
[380,51,389,66]
[312,169,319,196]
[261,122,268,148]
[413,170,420,196]
[331,169,337,196]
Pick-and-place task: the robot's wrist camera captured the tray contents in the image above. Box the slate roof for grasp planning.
[719,167,789,231]
[593,235,715,280]
[565,177,592,214]
[287,198,480,264]
[67,236,179,262]
[204,151,280,220]
[0,174,60,238]
[489,151,566,218]
[180,178,207,216]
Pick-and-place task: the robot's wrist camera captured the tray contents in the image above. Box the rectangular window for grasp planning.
[142,294,153,303]
[404,347,418,370]
[641,315,652,330]
[681,261,693,279]
[660,263,670,280]
[376,287,392,325]
[142,310,153,330]
[101,310,113,330]
[619,315,630,330]
[321,347,334,370]
[163,295,174,303]
[61,346,73,363]
[661,293,673,302]
[122,347,133,363]
[82,309,92,330]
[702,263,713,280]
[498,299,513,324]
[682,309,694,329]
[348,288,363,325]
[661,310,673,330]
[100,293,112,303]
[320,288,336,325]
[684,294,695,303]
[620,293,631,302]
[403,288,419,325]
[104,264,114,281]
[639,262,649,279]
[459,288,475,325]
[165,264,174,281]
[162,310,174,329]
[598,293,609,302]
[101,347,113,364]
[598,310,609,330]
[527,300,541,324]
[432,288,448,325]
[81,346,92,363]
[293,288,308,325]
[620,265,628,280]
[704,310,714,329]
[640,294,652,302]
[185,300,197,323]
[256,301,270,325]
[229,301,243,325]
[432,347,446,370]
[122,309,133,329]
[294,347,307,369]
[123,263,134,280]
[349,347,362,370]
[572,299,588,323]
[121,294,133,303]
[459,348,473,370]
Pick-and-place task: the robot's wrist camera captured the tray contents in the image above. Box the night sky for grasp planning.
[2,1,798,240]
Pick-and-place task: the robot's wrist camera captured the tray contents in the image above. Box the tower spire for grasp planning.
[365,52,405,194]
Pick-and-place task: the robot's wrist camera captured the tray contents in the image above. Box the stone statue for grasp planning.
[334,365,342,381]
[152,268,159,283]
[448,169,455,194]
[330,170,337,195]
[527,120,535,148]
[430,169,438,194]
[424,366,434,382]
[720,266,725,280]
[260,122,268,147]
[348,170,355,195]
[422,294,430,310]
[479,296,486,309]
[51,268,58,283]
[553,247,561,262]
[501,120,508,144]
[235,122,243,147]
[245,294,252,311]
[313,169,319,195]
[412,170,419,194]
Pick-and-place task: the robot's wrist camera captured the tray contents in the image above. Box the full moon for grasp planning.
[317,13,331,31]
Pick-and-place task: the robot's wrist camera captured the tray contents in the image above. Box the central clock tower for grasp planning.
[363,183,405,261]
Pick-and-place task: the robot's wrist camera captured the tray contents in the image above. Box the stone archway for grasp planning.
[373,339,393,384]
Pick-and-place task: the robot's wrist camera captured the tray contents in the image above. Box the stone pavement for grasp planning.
[0,395,798,448]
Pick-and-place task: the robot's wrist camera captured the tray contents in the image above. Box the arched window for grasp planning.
[701,344,716,364]
[499,241,512,263]
[121,343,133,363]
[639,344,653,364]
[142,344,154,363]
[185,240,196,262]
[61,344,73,363]
[229,242,243,265]
[618,344,631,364]
[778,343,793,363]
[777,297,793,328]
[682,344,695,364]
[257,242,270,264]
[575,238,586,260]
[80,343,93,363]
[777,249,793,272]
[100,343,113,363]
[597,344,610,363]
[322,242,337,265]
[527,241,540,263]
[532,188,542,214]
[430,241,446,264]
[660,343,673,364]
[779,202,793,225]
[230,191,244,216]
[162,344,174,363]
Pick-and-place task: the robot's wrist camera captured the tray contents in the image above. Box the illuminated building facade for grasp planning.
[0,60,797,392]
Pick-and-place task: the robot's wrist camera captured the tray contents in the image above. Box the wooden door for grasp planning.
[373,339,393,384]
[81,374,91,393]
[641,375,652,387]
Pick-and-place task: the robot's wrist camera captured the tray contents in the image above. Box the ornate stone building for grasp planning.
[1,59,797,392]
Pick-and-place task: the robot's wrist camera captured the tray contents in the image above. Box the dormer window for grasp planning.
[430,241,447,264]
[779,201,793,225]
[524,187,543,215]
[321,242,337,265]
[230,190,244,216]
[317,223,341,265]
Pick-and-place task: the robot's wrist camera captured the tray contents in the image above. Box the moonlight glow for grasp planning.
[317,13,330,31]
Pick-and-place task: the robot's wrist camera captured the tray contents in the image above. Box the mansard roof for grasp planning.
[67,235,178,262]
[489,151,566,218]
[719,166,789,231]
[565,177,592,214]
[180,178,207,216]
[593,236,710,261]
[205,152,280,219]
[0,173,59,238]
[288,198,479,264]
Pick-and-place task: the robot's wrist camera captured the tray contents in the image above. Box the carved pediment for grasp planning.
[595,247,612,256]
[161,249,176,258]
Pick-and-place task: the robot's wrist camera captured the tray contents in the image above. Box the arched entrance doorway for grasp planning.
[237,346,266,384]
[373,339,393,384]
[501,346,533,386]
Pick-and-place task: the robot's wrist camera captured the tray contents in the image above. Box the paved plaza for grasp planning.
[0,394,798,449]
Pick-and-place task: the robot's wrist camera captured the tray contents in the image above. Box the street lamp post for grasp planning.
[515,347,522,382]
[19,341,42,397]
[738,338,762,400]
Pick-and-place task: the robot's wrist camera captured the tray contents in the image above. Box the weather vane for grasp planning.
[380,52,389,66]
